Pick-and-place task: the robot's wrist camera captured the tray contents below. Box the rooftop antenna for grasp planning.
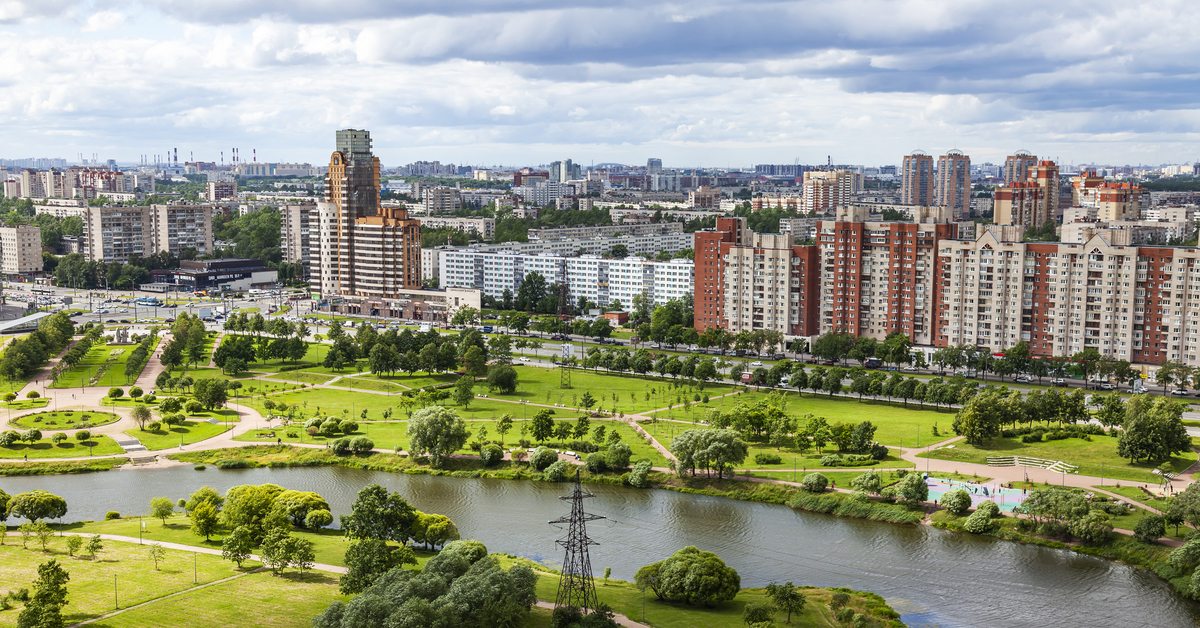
[550,471,604,615]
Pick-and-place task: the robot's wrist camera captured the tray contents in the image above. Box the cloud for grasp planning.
[2,0,1200,165]
[82,10,125,32]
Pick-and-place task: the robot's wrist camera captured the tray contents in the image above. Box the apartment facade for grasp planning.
[1005,152,1038,186]
[0,225,43,275]
[422,187,462,214]
[934,229,1200,366]
[83,203,213,262]
[815,205,958,345]
[994,182,1048,228]
[280,203,315,267]
[802,169,858,214]
[418,216,495,241]
[936,151,970,219]
[438,250,693,307]
[529,222,683,241]
[901,152,935,207]
[313,129,422,300]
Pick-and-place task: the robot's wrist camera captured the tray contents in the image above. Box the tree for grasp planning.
[17,559,69,628]
[8,490,68,522]
[340,484,418,544]
[412,511,461,550]
[150,497,175,525]
[272,490,331,528]
[190,502,220,540]
[895,472,929,503]
[85,535,103,559]
[1134,513,1166,543]
[147,543,166,570]
[261,527,293,574]
[193,378,228,411]
[496,414,513,446]
[453,375,475,409]
[1096,392,1126,427]
[634,546,740,606]
[486,364,519,394]
[343,540,417,595]
[952,390,1004,446]
[849,470,883,496]
[406,406,471,467]
[942,489,972,516]
[1118,395,1191,463]
[765,581,806,624]
[531,409,554,444]
[669,429,749,479]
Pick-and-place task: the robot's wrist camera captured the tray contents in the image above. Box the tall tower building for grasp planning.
[1004,151,1037,186]
[936,150,970,219]
[646,158,662,175]
[993,182,1047,228]
[1029,160,1060,220]
[901,151,935,206]
[315,129,422,300]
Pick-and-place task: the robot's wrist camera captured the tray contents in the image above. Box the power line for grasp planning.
[549,470,604,613]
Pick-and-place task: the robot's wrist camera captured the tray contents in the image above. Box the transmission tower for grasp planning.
[550,470,604,613]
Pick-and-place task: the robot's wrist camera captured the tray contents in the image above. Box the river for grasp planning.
[2,465,1196,627]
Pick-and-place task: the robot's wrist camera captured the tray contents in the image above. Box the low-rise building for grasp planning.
[418,216,495,241]
[0,225,42,276]
[151,258,277,292]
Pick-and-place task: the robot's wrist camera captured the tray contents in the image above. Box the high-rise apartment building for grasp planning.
[802,170,858,214]
[207,181,238,201]
[1070,173,1145,222]
[993,182,1048,228]
[1004,151,1038,186]
[280,203,315,268]
[0,225,43,275]
[816,205,958,344]
[1029,161,1060,220]
[692,217,820,337]
[422,187,462,214]
[901,152,935,206]
[934,228,1200,366]
[314,129,421,303]
[936,150,970,219]
[83,203,213,263]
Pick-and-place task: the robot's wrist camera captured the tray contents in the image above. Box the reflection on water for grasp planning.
[2,465,1197,627]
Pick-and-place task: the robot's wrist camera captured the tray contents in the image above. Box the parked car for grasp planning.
[1052,378,1067,387]
[750,361,764,367]
[1014,377,1031,383]
[822,360,835,366]
[1171,389,1190,396]
[932,369,947,376]
[518,357,531,362]
[1098,382,1115,391]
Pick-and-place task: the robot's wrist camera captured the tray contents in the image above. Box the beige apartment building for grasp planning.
[802,169,859,214]
[901,152,935,207]
[280,203,315,268]
[993,182,1048,227]
[1004,151,1038,186]
[936,151,971,219]
[84,203,213,263]
[0,225,43,275]
[935,229,1200,367]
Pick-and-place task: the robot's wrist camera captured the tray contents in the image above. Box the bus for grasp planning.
[135,297,163,307]
[32,286,52,295]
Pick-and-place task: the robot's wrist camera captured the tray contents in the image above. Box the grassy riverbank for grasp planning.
[0,458,125,476]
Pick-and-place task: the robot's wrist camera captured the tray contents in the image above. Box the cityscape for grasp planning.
[3,2,1200,628]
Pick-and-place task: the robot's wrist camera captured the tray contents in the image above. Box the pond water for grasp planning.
[2,465,1196,627]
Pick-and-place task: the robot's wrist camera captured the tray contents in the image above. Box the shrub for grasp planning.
[545,459,569,481]
[830,592,850,610]
[25,391,39,399]
[754,452,782,465]
[942,489,972,516]
[194,465,206,471]
[306,426,320,437]
[75,430,91,442]
[976,500,999,518]
[305,509,334,529]
[349,436,374,453]
[1134,514,1166,543]
[530,446,558,471]
[629,460,653,488]
[144,395,156,403]
[801,473,829,492]
[480,444,504,466]
[320,418,341,437]
[331,437,351,455]
[105,511,120,520]
[963,508,995,534]
[867,443,889,461]
[605,442,633,470]
[146,421,162,432]
[1022,431,1044,443]
[305,417,323,429]
[586,451,608,474]
[129,387,143,398]
[0,430,18,446]
[339,419,359,435]
[836,608,855,623]
[51,433,67,443]
[108,387,124,399]
[185,400,204,414]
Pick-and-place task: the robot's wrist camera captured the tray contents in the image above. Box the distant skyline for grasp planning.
[3,1,1200,167]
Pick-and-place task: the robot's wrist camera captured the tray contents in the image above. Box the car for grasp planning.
[518,357,531,362]
[902,365,917,372]
[69,311,81,317]
[1098,383,1115,390]
[750,361,764,367]
[822,360,835,366]
[165,317,176,322]
[1014,377,1031,384]
[119,319,130,324]
[105,319,116,323]
[1172,389,1190,396]
[932,369,947,376]
[610,340,623,346]
[649,342,660,348]
[1052,378,1067,387]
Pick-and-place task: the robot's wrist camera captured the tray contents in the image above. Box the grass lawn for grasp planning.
[0,434,125,459]
[90,569,345,628]
[232,417,669,466]
[125,421,232,450]
[1092,485,1193,541]
[918,434,1198,483]
[356,372,457,390]
[267,372,336,385]
[49,341,140,389]
[655,390,963,449]
[158,367,260,383]
[340,377,409,392]
[215,341,339,374]
[0,535,257,628]
[0,399,50,412]
[7,410,120,430]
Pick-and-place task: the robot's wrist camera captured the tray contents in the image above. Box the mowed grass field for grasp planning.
[0,536,257,628]
[124,420,232,450]
[0,434,125,459]
[232,416,670,466]
[50,337,160,389]
[919,434,1200,483]
[653,389,960,449]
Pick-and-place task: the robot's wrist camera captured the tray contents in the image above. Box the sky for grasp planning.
[2,0,1200,169]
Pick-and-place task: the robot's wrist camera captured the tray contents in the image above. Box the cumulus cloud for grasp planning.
[1,0,1199,164]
